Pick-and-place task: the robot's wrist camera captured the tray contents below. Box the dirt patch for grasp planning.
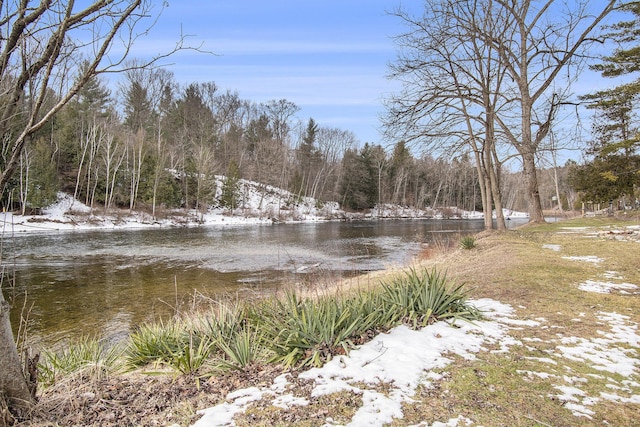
[21,365,284,427]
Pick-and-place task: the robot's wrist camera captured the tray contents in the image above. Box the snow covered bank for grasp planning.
[1,178,529,235]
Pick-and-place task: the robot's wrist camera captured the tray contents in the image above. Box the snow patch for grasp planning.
[577,280,639,294]
[542,244,561,252]
[562,255,603,264]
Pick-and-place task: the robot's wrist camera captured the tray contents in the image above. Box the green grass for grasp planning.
[460,235,476,250]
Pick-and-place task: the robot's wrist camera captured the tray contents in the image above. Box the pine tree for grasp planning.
[575,3,640,205]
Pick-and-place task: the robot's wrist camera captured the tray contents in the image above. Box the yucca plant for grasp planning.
[345,290,396,335]
[253,292,365,368]
[202,302,246,344]
[460,235,477,250]
[126,320,185,368]
[214,325,264,371]
[40,337,125,386]
[165,332,214,375]
[381,267,481,328]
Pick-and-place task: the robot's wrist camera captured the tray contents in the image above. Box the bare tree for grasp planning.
[385,0,511,229]
[0,0,190,417]
[100,121,126,211]
[315,127,355,201]
[385,0,616,224]
[489,0,616,222]
[264,99,300,146]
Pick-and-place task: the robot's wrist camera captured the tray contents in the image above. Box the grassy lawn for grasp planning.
[389,216,640,427]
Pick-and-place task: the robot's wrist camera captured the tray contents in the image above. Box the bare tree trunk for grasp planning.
[0,294,32,417]
[473,149,492,230]
[489,167,506,230]
[522,149,545,223]
[18,150,30,216]
[484,133,506,230]
[551,147,564,213]
[129,130,145,212]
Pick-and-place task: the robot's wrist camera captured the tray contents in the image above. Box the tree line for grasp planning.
[3,65,528,218]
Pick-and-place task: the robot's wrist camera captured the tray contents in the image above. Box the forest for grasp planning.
[3,66,577,218]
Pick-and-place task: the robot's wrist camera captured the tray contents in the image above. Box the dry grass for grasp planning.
[385,217,640,427]
[19,215,640,426]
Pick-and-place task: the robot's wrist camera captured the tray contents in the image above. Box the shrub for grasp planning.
[214,325,264,371]
[40,337,125,386]
[126,321,185,368]
[460,235,476,250]
[250,292,367,368]
[380,267,481,328]
[166,332,214,375]
[202,303,265,371]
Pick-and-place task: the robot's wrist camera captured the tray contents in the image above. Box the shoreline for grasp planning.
[1,192,533,236]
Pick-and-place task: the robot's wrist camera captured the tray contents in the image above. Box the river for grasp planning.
[2,218,525,349]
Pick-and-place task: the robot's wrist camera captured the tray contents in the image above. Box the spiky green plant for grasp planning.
[460,235,477,250]
[381,267,481,328]
[165,332,214,375]
[201,302,245,344]
[39,337,125,385]
[126,318,214,375]
[214,325,264,371]
[126,320,185,367]
[252,292,368,368]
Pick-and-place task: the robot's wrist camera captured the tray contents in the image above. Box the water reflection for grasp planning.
[2,218,526,348]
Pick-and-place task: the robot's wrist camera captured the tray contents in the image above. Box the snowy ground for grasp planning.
[188,297,639,427]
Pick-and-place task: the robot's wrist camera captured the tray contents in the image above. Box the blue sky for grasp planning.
[134,0,419,146]
[123,0,628,164]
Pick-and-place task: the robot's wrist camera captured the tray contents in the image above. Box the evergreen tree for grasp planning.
[123,81,154,132]
[76,61,112,118]
[575,3,640,205]
[220,161,240,210]
[295,118,321,196]
[23,138,59,211]
[339,145,377,210]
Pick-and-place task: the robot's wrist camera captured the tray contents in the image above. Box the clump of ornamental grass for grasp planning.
[248,292,368,368]
[213,325,264,371]
[380,267,482,329]
[39,337,125,386]
[126,318,216,375]
[460,235,477,250]
[202,303,266,371]
[126,320,185,368]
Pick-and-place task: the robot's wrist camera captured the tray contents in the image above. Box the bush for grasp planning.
[202,304,265,371]
[126,321,185,368]
[249,292,365,367]
[380,267,481,328]
[460,235,476,250]
[40,337,125,385]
